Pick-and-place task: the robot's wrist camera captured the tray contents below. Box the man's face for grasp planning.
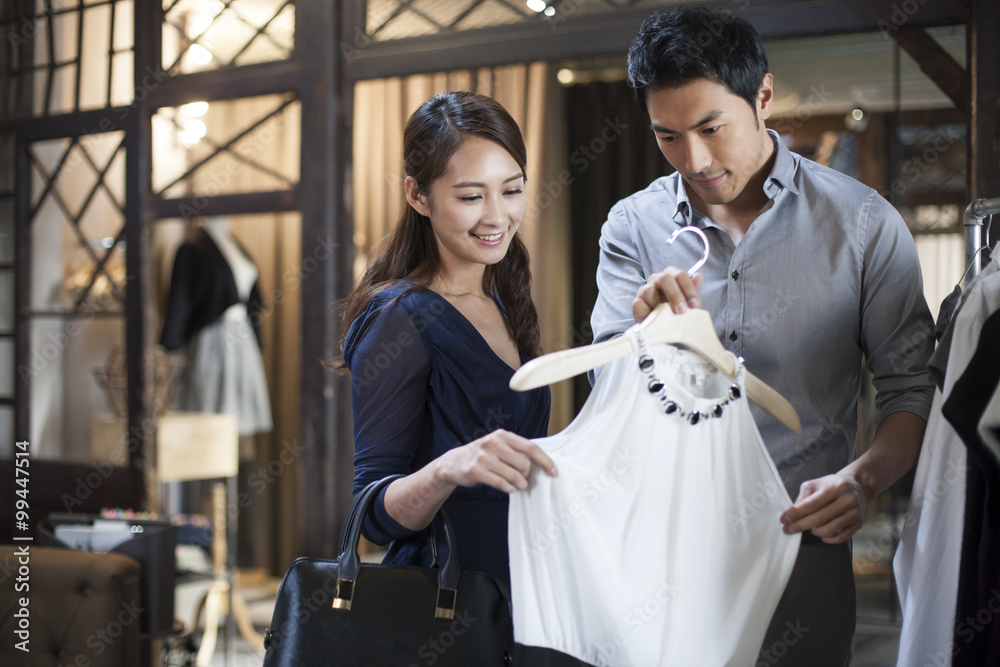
[646,76,773,208]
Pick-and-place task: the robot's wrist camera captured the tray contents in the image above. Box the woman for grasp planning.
[336,91,557,590]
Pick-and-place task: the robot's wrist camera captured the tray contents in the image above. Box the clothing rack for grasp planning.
[964,196,1000,281]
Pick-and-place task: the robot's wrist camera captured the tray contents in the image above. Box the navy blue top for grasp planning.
[343,281,551,588]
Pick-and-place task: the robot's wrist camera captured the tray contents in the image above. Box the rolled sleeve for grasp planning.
[859,193,936,426]
[591,204,645,347]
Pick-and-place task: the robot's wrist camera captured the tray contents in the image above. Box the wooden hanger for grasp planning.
[510,227,801,433]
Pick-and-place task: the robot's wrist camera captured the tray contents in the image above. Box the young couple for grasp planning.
[336,7,934,665]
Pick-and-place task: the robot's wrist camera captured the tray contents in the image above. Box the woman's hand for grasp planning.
[385,430,558,531]
[436,429,558,493]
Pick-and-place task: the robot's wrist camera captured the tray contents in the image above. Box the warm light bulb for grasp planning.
[188,44,214,65]
[181,101,209,117]
[183,119,207,139]
[526,0,546,13]
[557,69,574,85]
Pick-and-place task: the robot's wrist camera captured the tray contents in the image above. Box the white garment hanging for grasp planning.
[508,340,801,667]
[895,246,1000,667]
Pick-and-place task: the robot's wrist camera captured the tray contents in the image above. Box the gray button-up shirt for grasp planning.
[591,130,935,497]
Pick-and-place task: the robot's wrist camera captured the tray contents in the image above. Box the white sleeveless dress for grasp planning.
[507,335,801,667]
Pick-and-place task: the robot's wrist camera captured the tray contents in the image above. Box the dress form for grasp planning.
[202,217,258,321]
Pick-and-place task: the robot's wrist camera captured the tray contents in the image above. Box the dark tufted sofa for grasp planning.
[0,544,142,667]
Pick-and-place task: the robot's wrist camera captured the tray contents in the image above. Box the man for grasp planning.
[590,7,935,664]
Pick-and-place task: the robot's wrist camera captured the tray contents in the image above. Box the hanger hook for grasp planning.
[667,226,710,276]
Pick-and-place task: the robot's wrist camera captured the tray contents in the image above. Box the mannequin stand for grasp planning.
[157,412,263,666]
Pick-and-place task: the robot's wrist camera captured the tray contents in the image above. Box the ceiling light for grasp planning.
[188,44,214,66]
[181,101,209,117]
[183,119,207,139]
[526,0,547,13]
[844,107,868,132]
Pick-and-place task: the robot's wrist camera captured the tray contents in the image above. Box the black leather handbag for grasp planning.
[262,475,512,666]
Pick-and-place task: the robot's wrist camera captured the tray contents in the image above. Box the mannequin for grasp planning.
[160,216,273,438]
[160,215,275,592]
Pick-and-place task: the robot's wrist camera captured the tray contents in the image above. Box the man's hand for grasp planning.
[779,473,870,544]
[632,267,704,322]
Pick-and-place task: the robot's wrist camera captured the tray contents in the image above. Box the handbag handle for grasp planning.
[333,475,462,620]
[337,475,449,568]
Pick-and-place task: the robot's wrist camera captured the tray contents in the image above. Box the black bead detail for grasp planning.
[688,412,701,425]
[729,385,741,399]
[731,270,740,280]
[729,330,738,342]
[664,401,678,414]
[713,404,724,417]
[638,355,654,371]
[648,379,664,393]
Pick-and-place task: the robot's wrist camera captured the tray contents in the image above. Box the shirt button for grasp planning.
[731,270,740,281]
[729,331,738,342]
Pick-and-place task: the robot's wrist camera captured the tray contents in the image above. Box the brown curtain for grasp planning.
[566,80,672,411]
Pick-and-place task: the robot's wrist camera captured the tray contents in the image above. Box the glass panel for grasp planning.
[153,95,300,200]
[21,1,135,115]
[111,51,134,107]
[28,133,127,314]
[50,4,80,67]
[366,0,692,39]
[163,0,294,73]
[79,3,112,110]
[0,198,12,263]
[29,314,124,460]
[0,269,12,333]
[0,407,12,457]
[0,338,11,396]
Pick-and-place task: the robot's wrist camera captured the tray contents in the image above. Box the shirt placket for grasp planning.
[724,236,745,359]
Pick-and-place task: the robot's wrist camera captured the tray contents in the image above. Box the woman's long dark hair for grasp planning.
[332,91,541,371]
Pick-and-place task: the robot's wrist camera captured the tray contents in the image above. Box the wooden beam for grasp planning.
[892,28,966,113]
[152,189,298,220]
[14,140,29,443]
[346,0,968,81]
[0,106,128,140]
[146,60,300,109]
[296,0,356,560]
[124,0,158,511]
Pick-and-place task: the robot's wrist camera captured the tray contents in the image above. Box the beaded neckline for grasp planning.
[629,327,745,425]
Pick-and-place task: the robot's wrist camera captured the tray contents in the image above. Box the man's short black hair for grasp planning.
[627,6,768,115]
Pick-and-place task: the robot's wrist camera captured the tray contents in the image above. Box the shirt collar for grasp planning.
[670,128,799,227]
[765,129,799,196]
